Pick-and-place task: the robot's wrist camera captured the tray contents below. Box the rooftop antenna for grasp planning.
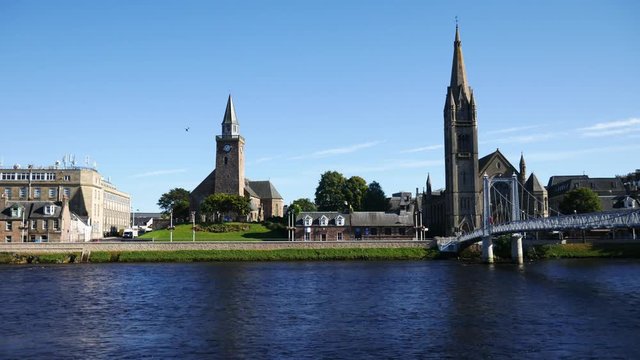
[455,15,458,27]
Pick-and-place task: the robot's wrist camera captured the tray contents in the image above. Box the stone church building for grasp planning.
[190,96,284,221]
[423,26,547,237]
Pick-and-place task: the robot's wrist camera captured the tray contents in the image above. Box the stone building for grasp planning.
[546,175,626,212]
[191,96,284,221]
[422,26,549,237]
[0,165,130,239]
[0,195,91,242]
[294,211,417,241]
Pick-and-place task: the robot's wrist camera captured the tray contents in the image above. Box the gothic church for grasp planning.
[423,26,547,237]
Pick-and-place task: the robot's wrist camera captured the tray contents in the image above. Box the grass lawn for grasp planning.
[138,223,285,241]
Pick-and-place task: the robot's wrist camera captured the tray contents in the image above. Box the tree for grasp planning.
[290,198,317,217]
[201,193,251,222]
[157,188,191,221]
[559,187,602,214]
[362,181,390,211]
[315,171,347,211]
[344,176,368,211]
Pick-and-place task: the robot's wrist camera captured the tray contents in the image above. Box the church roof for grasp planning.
[245,180,283,200]
[449,25,470,100]
[221,95,239,125]
[478,149,518,176]
[524,173,546,193]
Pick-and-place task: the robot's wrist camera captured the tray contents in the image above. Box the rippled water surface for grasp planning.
[1,260,640,359]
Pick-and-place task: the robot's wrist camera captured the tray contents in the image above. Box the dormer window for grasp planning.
[336,215,345,226]
[319,215,329,226]
[10,206,23,218]
[44,204,56,215]
[303,215,313,227]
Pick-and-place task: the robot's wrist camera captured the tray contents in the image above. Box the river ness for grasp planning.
[1,259,639,359]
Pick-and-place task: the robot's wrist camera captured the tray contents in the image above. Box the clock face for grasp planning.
[223,144,232,153]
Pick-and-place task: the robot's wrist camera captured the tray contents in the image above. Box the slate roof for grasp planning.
[296,212,349,226]
[350,212,413,227]
[547,175,587,188]
[246,180,283,200]
[0,201,62,220]
[478,149,519,176]
[524,173,546,193]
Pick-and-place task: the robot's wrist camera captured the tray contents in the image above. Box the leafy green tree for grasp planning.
[559,187,602,214]
[344,176,368,211]
[315,171,347,211]
[201,193,251,222]
[362,181,390,211]
[290,198,317,216]
[157,188,191,222]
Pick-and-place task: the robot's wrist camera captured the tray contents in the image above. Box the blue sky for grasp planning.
[1,0,638,211]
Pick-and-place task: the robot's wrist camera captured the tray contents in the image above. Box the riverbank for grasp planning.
[0,247,440,264]
[1,242,639,264]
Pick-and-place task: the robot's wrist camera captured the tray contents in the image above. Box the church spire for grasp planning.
[450,25,470,97]
[426,173,432,195]
[221,94,239,136]
[519,152,527,185]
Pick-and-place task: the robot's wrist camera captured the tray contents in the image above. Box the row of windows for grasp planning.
[5,235,51,242]
[3,219,60,231]
[3,187,70,199]
[1,172,56,181]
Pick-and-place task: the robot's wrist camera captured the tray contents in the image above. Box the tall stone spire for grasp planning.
[426,173,432,195]
[519,152,527,185]
[221,94,239,136]
[450,25,470,98]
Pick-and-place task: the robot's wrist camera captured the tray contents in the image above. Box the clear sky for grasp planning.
[1,0,638,211]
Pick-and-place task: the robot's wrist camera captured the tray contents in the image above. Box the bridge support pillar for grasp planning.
[482,236,494,264]
[511,233,523,265]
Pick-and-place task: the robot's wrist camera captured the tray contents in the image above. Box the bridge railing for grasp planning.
[439,210,640,251]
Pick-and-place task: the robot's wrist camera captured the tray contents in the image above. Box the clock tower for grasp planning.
[214,95,245,196]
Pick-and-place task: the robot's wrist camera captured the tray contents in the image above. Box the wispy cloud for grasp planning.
[398,144,443,154]
[340,159,444,173]
[249,156,280,165]
[483,125,542,136]
[580,118,640,137]
[131,169,187,178]
[290,141,384,160]
[527,143,640,162]
[482,132,558,145]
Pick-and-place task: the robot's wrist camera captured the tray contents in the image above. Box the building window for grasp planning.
[399,228,406,236]
[320,234,327,241]
[53,219,60,230]
[10,206,23,218]
[224,157,228,165]
[63,175,71,181]
[337,232,343,241]
[5,236,11,243]
[5,221,12,231]
[30,220,37,230]
[304,216,313,227]
[19,187,26,198]
[33,188,41,198]
[336,215,345,226]
[44,205,56,215]
[385,228,392,235]
[4,188,11,198]
[64,188,71,198]
[371,227,378,236]
[43,221,48,230]
[304,232,310,241]
[49,188,57,198]
[319,215,328,226]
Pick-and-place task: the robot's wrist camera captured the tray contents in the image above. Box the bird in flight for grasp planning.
[185,127,190,132]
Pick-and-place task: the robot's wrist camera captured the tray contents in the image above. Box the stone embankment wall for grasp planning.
[0,240,434,254]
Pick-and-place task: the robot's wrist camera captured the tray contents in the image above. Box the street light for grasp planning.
[169,208,174,242]
[191,211,196,242]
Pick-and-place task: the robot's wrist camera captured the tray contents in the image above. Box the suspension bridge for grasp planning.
[437,174,640,263]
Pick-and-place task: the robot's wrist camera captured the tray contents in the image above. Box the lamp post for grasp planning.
[169,208,174,242]
[191,211,196,242]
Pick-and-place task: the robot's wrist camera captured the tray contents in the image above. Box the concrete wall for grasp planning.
[0,240,434,253]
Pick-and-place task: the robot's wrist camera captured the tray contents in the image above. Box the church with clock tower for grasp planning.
[190,95,284,221]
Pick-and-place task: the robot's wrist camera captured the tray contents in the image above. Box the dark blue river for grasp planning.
[1,259,639,359]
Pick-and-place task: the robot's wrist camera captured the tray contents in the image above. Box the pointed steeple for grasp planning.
[426,173,432,195]
[519,152,527,185]
[450,25,469,95]
[221,95,239,136]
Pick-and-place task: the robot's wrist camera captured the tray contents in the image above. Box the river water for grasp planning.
[1,260,639,359]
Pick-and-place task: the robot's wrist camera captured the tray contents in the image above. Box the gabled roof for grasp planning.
[547,175,587,188]
[478,149,519,176]
[296,212,349,226]
[350,212,413,227]
[524,173,546,193]
[246,180,283,200]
